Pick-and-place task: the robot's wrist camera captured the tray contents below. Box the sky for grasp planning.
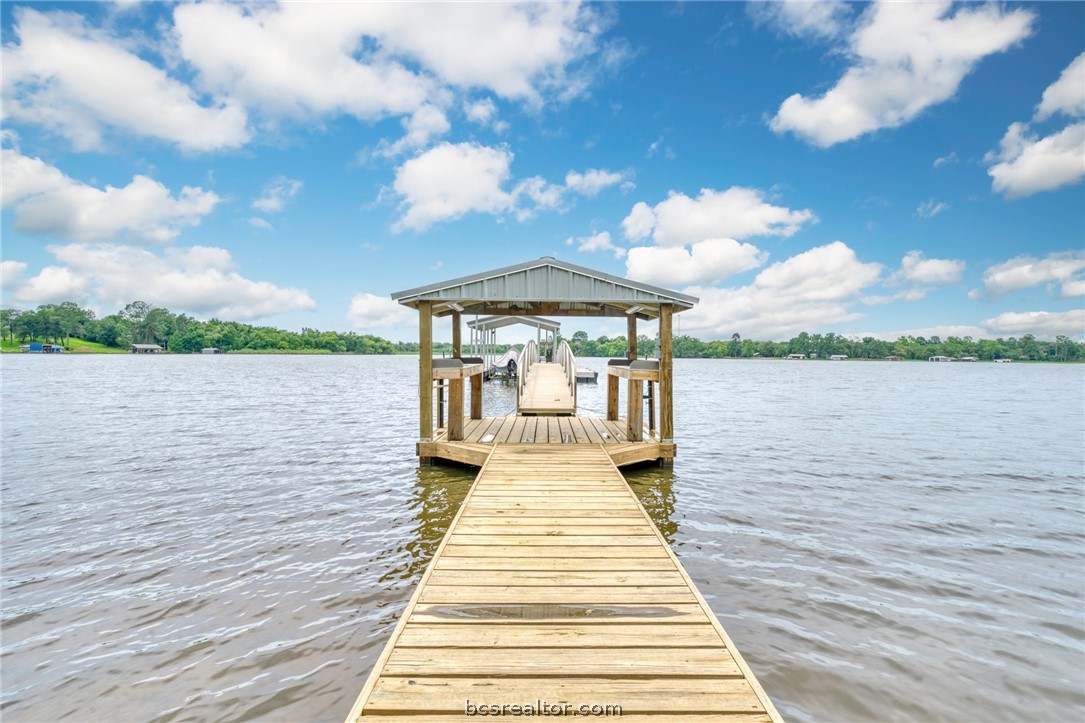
[1,1,1083,344]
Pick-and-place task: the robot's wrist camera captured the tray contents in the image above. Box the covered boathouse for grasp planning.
[391,256,698,467]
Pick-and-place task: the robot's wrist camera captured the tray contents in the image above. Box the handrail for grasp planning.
[517,340,539,399]
[554,339,577,404]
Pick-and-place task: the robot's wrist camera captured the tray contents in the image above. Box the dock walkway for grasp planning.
[347,444,781,722]
[518,362,576,415]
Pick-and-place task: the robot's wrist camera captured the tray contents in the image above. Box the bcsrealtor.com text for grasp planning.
[465,700,622,717]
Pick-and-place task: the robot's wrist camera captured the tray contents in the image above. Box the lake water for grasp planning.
[2,354,1083,722]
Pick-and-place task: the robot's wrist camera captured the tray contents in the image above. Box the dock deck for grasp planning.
[347,444,781,722]
[518,362,576,415]
[418,415,675,467]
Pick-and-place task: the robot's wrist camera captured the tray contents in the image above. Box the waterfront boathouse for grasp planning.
[345,257,782,722]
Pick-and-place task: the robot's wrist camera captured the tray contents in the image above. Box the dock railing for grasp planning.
[516,339,539,402]
[554,338,577,409]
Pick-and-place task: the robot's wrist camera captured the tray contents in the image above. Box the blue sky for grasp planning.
[2,1,1082,343]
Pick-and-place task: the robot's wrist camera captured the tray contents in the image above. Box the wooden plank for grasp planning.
[441,545,671,558]
[432,557,679,572]
[444,535,661,546]
[447,379,464,441]
[396,623,725,648]
[607,373,619,420]
[418,586,700,605]
[366,677,765,715]
[508,415,528,443]
[382,647,742,677]
[492,415,517,443]
[454,524,659,536]
[409,602,708,624]
[470,373,483,420]
[362,716,772,723]
[427,569,690,586]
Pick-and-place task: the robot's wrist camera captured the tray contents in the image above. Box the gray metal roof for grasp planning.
[466,315,561,333]
[392,257,697,319]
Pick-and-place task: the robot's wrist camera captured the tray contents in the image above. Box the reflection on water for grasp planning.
[624,466,679,545]
[382,466,474,584]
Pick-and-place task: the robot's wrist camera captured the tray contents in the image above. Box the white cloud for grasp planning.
[1035,52,1085,121]
[347,292,414,329]
[626,238,766,287]
[975,251,1085,299]
[252,176,303,213]
[1,8,248,151]
[566,231,626,259]
[1,149,220,244]
[915,200,950,218]
[392,142,514,231]
[933,152,958,167]
[1061,280,1085,298]
[12,243,315,320]
[620,187,816,246]
[771,1,1033,147]
[391,142,628,230]
[748,0,851,40]
[1,260,29,289]
[249,218,273,231]
[987,53,1085,198]
[173,2,603,131]
[376,104,452,158]
[564,169,627,197]
[987,121,1085,199]
[681,241,883,339]
[981,310,1085,339]
[894,250,965,286]
[465,98,498,125]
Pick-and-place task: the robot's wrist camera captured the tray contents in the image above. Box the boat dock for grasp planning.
[345,258,781,721]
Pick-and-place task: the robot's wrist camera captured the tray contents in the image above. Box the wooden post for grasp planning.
[659,303,673,444]
[419,301,433,444]
[627,379,643,442]
[607,373,619,421]
[448,378,464,441]
[437,379,444,429]
[471,372,483,419]
[451,311,461,358]
[626,314,638,438]
[647,380,656,434]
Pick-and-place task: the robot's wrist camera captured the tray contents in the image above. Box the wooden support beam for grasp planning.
[627,379,643,442]
[470,373,483,420]
[647,380,656,433]
[419,300,433,444]
[659,303,673,444]
[451,311,461,358]
[448,379,464,441]
[606,373,619,421]
[627,315,637,360]
[436,380,444,429]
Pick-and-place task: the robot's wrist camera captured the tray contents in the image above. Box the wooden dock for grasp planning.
[518,362,576,415]
[346,445,781,722]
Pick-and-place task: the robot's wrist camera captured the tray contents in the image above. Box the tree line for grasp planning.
[2,301,1080,361]
[564,330,1082,362]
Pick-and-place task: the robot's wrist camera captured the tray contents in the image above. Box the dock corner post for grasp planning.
[451,310,461,358]
[626,314,639,439]
[659,303,674,444]
[419,300,433,446]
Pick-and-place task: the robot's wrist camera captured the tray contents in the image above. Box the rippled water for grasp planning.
[2,355,1083,722]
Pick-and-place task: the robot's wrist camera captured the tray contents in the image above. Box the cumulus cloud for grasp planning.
[974,251,1085,299]
[933,152,958,167]
[771,1,1033,147]
[681,241,883,339]
[1061,280,1085,298]
[566,231,625,259]
[347,292,414,329]
[173,2,602,125]
[465,98,498,125]
[981,310,1085,338]
[748,0,851,40]
[626,238,767,287]
[391,142,628,230]
[1,260,29,289]
[11,243,315,320]
[249,217,273,231]
[915,200,950,218]
[986,53,1085,198]
[1,149,220,244]
[1035,52,1085,121]
[620,187,815,246]
[252,176,303,213]
[894,250,965,286]
[1,8,248,151]
[376,104,452,158]
[565,169,628,197]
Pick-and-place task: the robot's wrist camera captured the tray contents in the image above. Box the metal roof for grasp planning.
[466,315,560,333]
[392,257,697,319]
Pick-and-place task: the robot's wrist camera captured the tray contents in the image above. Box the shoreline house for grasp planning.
[928,355,954,362]
[129,344,163,354]
[786,353,806,360]
[21,342,64,353]
[829,354,848,361]
[201,347,222,354]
